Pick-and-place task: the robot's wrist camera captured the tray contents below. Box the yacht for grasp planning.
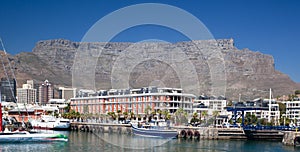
[30,115,71,130]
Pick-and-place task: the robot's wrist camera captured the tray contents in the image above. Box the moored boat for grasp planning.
[1,102,68,143]
[0,131,68,143]
[30,115,71,130]
[131,120,178,139]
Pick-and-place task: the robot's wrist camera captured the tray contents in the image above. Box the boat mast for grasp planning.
[268,88,272,123]
[0,90,2,132]
[0,38,23,117]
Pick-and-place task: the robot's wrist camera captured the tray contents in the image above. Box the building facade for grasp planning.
[231,99,281,125]
[193,99,227,115]
[283,100,300,126]
[70,87,195,115]
[17,80,37,104]
[0,78,16,102]
[58,87,76,101]
[38,80,54,105]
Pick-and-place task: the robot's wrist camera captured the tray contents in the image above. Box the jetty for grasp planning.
[71,121,300,147]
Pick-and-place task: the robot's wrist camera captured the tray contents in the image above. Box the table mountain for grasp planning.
[0,39,298,101]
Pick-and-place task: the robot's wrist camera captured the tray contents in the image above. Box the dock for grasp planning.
[71,122,247,139]
[282,131,300,146]
[71,122,300,146]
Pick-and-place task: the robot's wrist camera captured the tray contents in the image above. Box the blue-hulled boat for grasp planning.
[131,121,178,139]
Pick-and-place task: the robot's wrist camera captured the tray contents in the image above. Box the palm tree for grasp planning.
[130,112,135,120]
[123,111,128,119]
[107,112,116,120]
[157,109,163,119]
[190,112,200,125]
[117,110,122,122]
[201,111,208,124]
[212,110,220,127]
[162,110,170,120]
[174,108,188,125]
[144,105,152,122]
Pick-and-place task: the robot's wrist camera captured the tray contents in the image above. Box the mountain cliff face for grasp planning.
[0,39,298,100]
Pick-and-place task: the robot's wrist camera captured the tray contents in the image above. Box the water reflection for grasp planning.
[0,131,299,152]
[96,132,172,149]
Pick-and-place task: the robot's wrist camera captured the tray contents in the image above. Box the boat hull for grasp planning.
[31,118,71,131]
[32,125,71,131]
[0,132,68,143]
[132,125,177,139]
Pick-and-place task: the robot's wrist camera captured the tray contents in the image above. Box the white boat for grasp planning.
[0,38,68,142]
[0,96,68,143]
[0,131,68,143]
[30,115,71,130]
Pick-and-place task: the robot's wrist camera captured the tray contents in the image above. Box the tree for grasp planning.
[190,112,200,125]
[174,108,188,125]
[244,113,258,126]
[295,90,300,95]
[123,111,128,119]
[201,111,208,124]
[227,100,233,106]
[144,105,152,115]
[144,105,152,122]
[117,110,122,114]
[212,110,220,127]
[193,112,198,118]
[288,94,297,101]
[278,102,286,115]
[116,110,122,121]
[130,112,135,120]
[157,109,163,119]
[107,112,116,120]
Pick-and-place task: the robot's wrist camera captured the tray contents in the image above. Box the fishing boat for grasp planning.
[30,115,71,130]
[131,120,178,139]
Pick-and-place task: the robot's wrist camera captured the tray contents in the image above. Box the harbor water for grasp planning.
[0,131,299,152]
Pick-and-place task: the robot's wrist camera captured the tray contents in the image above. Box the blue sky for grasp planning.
[0,0,299,82]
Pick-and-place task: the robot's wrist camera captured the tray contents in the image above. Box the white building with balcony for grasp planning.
[283,100,300,126]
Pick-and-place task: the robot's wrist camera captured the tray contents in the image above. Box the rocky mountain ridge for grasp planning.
[0,38,299,101]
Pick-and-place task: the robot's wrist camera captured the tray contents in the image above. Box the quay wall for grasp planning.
[71,122,132,134]
[172,126,246,140]
[71,122,300,146]
[70,122,246,139]
[282,131,300,146]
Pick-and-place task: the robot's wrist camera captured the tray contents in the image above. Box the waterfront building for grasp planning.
[193,96,227,115]
[58,87,76,101]
[244,99,280,122]
[48,98,69,114]
[230,99,281,125]
[70,87,195,115]
[282,100,300,126]
[38,80,54,105]
[192,96,229,126]
[0,78,16,102]
[17,80,37,104]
